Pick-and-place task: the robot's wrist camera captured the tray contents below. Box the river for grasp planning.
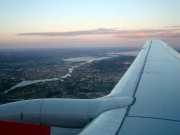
[4,52,138,93]
[4,67,74,93]
[4,56,113,93]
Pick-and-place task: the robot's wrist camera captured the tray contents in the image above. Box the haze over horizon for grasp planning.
[0,0,180,49]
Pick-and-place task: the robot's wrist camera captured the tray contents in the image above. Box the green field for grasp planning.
[91,84,114,92]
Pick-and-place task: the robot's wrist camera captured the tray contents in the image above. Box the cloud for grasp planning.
[114,29,180,39]
[17,28,180,39]
[17,28,119,37]
[165,25,180,28]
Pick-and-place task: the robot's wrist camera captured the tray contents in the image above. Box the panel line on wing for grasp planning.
[132,42,152,97]
[127,116,180,123]
[159,41,180,61]
[126,41,152,114]
[115,41,152,135]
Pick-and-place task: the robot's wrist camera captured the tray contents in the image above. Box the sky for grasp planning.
[0,0,180,49]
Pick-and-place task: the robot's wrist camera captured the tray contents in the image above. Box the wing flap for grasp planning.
[79,108,126,135]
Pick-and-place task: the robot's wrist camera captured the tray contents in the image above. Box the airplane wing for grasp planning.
[0,40,180,135]
[79,40,180,135]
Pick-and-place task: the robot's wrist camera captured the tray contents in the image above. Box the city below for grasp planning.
[0,48,139,104]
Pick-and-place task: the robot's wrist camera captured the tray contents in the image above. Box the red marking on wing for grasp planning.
[0,120,50,135]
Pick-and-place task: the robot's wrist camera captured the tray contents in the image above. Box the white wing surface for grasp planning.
[80,40,180,135]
